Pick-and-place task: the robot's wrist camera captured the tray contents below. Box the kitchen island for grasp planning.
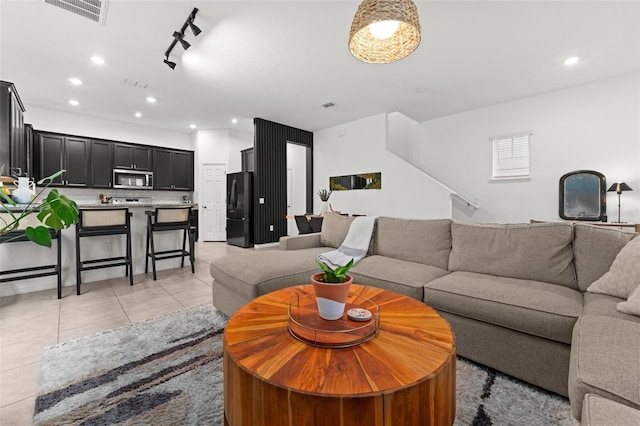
[0,200,198,297]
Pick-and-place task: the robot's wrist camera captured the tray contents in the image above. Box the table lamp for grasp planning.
[607,182,633,223]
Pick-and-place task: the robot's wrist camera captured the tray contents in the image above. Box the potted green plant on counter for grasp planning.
[1,170,79,247]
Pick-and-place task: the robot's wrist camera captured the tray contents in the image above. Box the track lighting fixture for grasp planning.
[173,31,191,50]
[188,19,201,36]
[164,56,176,69]
[163,7,201,69]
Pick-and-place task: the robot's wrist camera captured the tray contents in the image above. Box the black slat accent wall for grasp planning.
[254,118,313,244]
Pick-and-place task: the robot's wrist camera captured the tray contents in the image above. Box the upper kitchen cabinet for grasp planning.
[153,148,194,190]
[0,81,26,177]
[113,143,152,170]
[35,132,90,186]
[90,140,113,188]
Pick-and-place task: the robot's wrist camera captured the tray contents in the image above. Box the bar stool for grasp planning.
[1,227,63,298]
[145,207,195,280]
[75,208,133,295]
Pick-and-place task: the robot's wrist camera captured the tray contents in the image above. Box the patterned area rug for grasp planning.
[35,304,577,425]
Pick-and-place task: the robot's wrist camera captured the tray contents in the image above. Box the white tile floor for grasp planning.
[0,241,247,425]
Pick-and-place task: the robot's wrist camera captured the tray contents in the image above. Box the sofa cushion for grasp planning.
[581,394,640,426]
[573,224,636,291]
[586,236,640,299]
[568,316,640,419]
[583,292,640,323]
[448,222,578,289]
[320,212,355,248]
[350,255,450,301]
[372,217,451,269]
[424,271,583,344]
[210,247,328,300]
[618,284,640,316]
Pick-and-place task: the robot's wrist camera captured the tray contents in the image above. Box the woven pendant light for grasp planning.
[349,0,421,64]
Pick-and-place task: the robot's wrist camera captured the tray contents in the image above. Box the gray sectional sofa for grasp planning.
[210,213,640,423]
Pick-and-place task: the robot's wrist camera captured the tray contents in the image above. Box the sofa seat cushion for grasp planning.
[210,247,328,300]
[583,292,640,323]
[569,316,640,419]
[424,271,583,344]
[448,222,578,289]
[349,255,450,301]
[581,394,640,426]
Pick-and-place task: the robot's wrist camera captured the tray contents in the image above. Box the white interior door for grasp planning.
[287,168,296,236]
[202,163,226,241]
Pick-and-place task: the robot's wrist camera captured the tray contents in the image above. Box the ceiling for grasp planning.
[1,1,638,134]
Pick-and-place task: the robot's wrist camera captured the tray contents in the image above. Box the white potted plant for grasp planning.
[317,188,332,213]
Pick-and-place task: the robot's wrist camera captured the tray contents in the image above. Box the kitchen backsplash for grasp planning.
[53,187,193,205]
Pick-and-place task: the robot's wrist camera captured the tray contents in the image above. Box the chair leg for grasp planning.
[149,228,157,281]
[127,228,133,286]
[75,230,82,296]
[180,228,187,268]
[56,231,62,299]
[189,228,195,273]
[145,220,150,274]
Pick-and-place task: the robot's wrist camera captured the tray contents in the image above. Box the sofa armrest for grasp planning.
[279,233,322,250]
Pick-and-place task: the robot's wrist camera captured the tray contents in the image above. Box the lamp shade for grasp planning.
[349,0,421,64]
[607,182,633,194]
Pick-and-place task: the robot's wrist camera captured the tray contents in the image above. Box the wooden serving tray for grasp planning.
[287,291,380,348]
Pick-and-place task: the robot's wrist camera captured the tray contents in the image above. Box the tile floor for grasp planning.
[0,241,247,426]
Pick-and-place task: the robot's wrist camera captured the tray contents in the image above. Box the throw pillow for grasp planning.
[586,236,640,299]
[617,283,640,316]
[320,212,354,248]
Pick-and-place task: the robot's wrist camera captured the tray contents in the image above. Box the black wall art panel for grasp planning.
[253,118,313,244]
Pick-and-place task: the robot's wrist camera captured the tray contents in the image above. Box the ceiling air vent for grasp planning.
[42,0,109,25]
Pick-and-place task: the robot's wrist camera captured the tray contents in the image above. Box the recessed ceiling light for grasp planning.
[69,78,83,86]
[189,124,197,129]
[91,56,105,65]
[69,99,80,106]
[231,118,238,124]
[564,56,580,66]
[135,112,142,118]
[146,96,157,103]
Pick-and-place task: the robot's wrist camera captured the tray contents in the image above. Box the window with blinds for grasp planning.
[491,133,531,180]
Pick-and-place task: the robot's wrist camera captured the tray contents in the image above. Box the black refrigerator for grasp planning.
[226,171,253,248]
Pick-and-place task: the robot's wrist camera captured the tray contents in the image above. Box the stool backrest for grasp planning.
[156,207,191,224]
[79,209,129,228]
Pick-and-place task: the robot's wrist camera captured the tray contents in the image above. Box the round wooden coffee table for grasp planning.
[223,284,456,426]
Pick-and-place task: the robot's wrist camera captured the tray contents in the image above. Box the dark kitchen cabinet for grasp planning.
[24,124,33,178]
[90,140,113,188]
[0,81,26,177]
[35,132,89,186]
[113,143,152,170]
[153,148,194,190]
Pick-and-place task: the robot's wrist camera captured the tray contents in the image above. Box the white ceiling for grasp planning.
[1,1,638,134]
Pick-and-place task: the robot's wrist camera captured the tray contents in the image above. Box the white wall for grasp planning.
[419,74,640,224]
[287,143,308,235]
[25,106,192,150]
[192,128,252,237]
[314,114,451,219]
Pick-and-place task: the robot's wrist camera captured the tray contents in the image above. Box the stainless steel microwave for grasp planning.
[113,168,153,189]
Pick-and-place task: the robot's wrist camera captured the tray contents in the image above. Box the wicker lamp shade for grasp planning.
[349,0,421,64]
